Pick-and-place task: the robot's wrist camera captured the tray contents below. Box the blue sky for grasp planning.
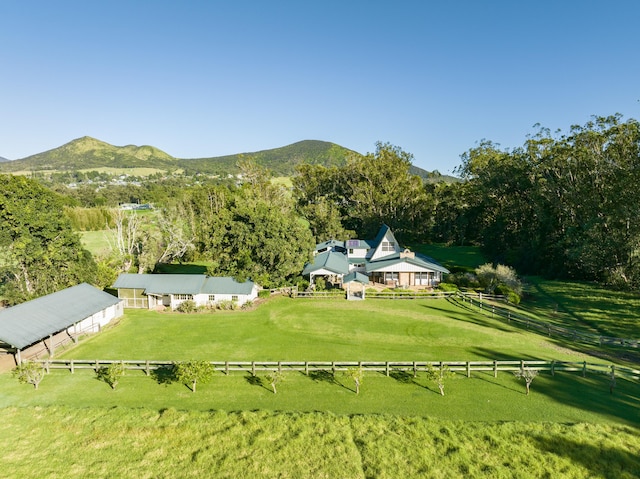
[2,1,639,173]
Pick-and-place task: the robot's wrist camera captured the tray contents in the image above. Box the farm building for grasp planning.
[0,283,124,366]
[303,224,449,289]
[112,274,260,309]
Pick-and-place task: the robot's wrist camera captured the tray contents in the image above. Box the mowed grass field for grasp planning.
[3,256,640,477]
[1,297,638,425]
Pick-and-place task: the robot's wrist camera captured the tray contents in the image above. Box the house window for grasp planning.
[174,294,193,301]
[232,295,239,302]
[349,249,354,254]
[208,295,215,302]
[385,272,398,282]
[382,241,395,252]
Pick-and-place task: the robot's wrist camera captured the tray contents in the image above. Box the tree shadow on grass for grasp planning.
[308,370,355,393]
[244,374,271,392]
[389,369,444,396]
[151,366,176,386]
[532,432,640,477]
[309,370,337,384]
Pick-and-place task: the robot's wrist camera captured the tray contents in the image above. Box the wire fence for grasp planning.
[454,292,640,349]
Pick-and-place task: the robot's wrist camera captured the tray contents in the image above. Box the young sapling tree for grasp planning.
[97,362,125,390]
[425,364,454,396]
[12,361,46,390]
[174,360,215,393]
[343,366,365,395]
[265,370,285,394]
[514,367,539,395]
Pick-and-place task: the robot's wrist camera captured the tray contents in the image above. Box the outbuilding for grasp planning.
[0,283,124,367]
[112,274,260,309]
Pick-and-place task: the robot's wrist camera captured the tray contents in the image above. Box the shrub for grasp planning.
[216,300,237,311]
[437,282,459,292]
[314,277,326,291]
[176,300,197,313]
[258,289,271,298]
[241,300,254,310]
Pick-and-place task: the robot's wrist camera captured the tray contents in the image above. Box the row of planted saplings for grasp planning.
[12,359,564,396]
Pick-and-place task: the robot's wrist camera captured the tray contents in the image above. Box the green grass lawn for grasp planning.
[2,297,638,426]
[3,289,640,477]
[59,297,592,362]
[79,230,113,257]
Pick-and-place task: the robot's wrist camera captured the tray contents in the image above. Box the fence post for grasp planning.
[582,361,586,377]
[70,360,74,374]
[332,361,335,376]
[466,361,471,378]
[493,360,497,378]
[95,359,99,372]
[225,361,229,376]
[413,361,417,378]
[551,360,555,376]
[385,362,390,377]
[145,360,150,376]
[304,361,308,376]
[278,361,282,374]
[508,312,511,323]
[252,361,256,377]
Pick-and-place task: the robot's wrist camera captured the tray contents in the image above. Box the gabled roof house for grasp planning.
[303,225,449,288]
[112,274,259,309]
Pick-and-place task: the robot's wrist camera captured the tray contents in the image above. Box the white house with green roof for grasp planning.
[303,225,449,289]
[112,274,259,310]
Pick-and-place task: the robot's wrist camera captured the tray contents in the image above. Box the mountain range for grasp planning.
[0,137,454,181]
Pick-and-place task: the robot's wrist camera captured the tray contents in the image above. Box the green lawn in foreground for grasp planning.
[1,407,638,479]
[59,297,591,362]
[3,296,638,426]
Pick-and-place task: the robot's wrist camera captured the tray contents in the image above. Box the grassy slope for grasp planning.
[1,407,638,479]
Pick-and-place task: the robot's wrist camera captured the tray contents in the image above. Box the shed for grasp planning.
[0,283,124,364]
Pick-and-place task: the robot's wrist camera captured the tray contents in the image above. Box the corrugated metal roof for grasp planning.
[302,251,350,276]
[0,283,122,350]
[202,277,255,295]
[343,271,370,284]
[365,252,450,274]
[112,274,257,296]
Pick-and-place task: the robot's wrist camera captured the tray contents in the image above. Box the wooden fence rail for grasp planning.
[454,293,640,349]
[35,359,640,381]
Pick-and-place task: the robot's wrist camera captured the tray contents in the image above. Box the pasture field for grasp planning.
[2,287,639,477]
[79,230,113,257]
[1,406,638,478]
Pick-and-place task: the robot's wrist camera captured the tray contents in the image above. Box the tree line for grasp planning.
[2,113,639,304]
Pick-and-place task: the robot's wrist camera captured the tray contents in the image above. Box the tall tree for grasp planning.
[0,175,97,304]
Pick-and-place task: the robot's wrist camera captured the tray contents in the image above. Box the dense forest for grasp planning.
[2,114,639,304]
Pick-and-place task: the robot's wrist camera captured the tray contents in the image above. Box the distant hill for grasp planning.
[181,140,356,176]
[0,137,455,181]
[0,136,177,172]
[0,156,9,162]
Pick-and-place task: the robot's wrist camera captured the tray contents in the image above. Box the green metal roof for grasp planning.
[365,252,450,274]
[343,271,370,284]
[302,251,350,276]
[112,274,256,296]
[0,283,122,350]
